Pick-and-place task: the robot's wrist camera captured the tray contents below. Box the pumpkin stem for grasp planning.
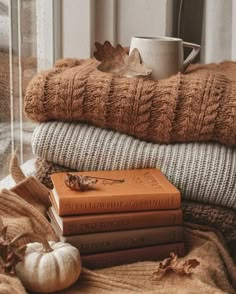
[10,233,53,253]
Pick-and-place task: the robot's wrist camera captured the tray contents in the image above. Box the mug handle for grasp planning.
[182,42,201,72]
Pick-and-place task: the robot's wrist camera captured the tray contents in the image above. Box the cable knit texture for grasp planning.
[0,189,57,242]
[24,59,236,145]
[32,122,236,209]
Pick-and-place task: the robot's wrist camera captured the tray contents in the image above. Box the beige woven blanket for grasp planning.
[0,176,236,293]
[58,225,236,294]
[24,59,236,146]
[0,189,57,243]
[1,224,236,293]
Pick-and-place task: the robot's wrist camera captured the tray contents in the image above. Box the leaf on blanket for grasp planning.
[94,41,152,78]
[152,252,200,279]
[0,226,26,275]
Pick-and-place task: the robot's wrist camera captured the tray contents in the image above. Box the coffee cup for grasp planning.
[129,36,200,80]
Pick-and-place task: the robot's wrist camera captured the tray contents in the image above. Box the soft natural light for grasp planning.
[0,1,235,293]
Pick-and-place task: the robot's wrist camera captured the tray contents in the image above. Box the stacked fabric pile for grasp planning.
[24,58,236,256]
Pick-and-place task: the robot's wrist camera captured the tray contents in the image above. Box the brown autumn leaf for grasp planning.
[94,41,118,61]
[152,252,200,279]
[65,173,125,191]
[0,226,27,275]
[94,41,152,78]
[65,173,97,191]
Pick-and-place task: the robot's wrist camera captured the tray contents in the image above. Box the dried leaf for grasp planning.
[94,41,152,78]
[65,173,97,191]
[0,226,26,275]
[0,227,7,240]
[0,258,4,273]
[180,259,201,275]
[152,252,200,279]
[94,41,118,61]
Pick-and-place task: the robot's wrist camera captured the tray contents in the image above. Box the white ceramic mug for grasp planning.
[129,36,201,80]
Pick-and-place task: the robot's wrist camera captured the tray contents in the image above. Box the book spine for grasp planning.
[62,226,184,254]
[63,209,183,235]
[81,242,185,269]
[59,194,180,216]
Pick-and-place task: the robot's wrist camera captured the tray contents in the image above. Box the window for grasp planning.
[1,0,235,180]
[0,0,58,180]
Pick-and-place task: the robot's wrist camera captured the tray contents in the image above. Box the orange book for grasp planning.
[48,206,183,235]
[50,169,181,216]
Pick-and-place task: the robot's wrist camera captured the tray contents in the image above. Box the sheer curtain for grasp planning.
[174,0,236,63]
[201,0,235,63]
[0,0,37,180]
[0,0,58,180]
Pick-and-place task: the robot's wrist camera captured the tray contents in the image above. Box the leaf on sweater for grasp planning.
[152,252,200,279]
[94,41,118,61]
[94,41,152,78]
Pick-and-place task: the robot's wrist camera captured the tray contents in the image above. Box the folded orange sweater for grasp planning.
[24,59,236,145]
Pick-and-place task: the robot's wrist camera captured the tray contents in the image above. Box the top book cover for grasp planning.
[50,169,181,216]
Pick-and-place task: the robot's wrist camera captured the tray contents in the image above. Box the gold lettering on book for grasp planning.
[131,172,163,190]
[143,172,163,189]
[72,219,130,233]
[64,197,176,212]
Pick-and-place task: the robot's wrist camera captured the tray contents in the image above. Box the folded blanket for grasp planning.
[33,158,236,253]
[0,189,57,242]
[49,225,236,293]
[1,225,236,293]
[0,273,27,294]
[181,202,236,253]
[25,59,236,146]
[1,168,235,293]
[32,122,236,209]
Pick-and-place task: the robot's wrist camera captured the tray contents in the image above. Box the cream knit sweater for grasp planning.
[32,122,236,209]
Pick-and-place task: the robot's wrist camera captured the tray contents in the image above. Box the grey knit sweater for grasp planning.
[32,122,236,209]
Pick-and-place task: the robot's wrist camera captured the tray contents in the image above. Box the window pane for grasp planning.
[0,0,37,180]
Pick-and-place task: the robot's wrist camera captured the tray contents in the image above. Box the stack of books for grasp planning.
[48,169,185,269]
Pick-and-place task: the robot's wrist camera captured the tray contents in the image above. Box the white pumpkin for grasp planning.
[15,241,81,293]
